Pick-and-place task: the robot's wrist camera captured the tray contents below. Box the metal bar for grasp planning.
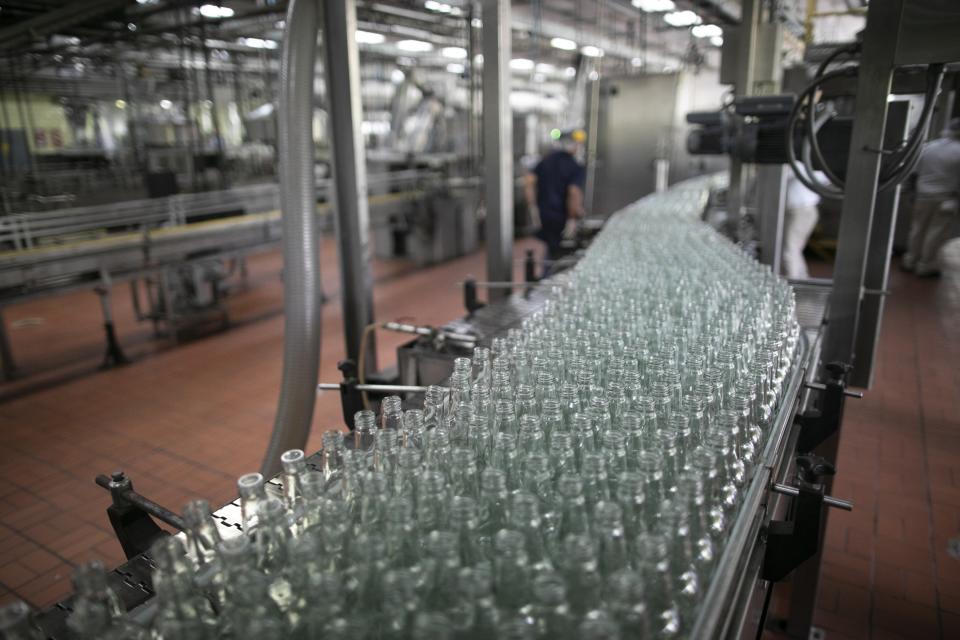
[756,164,788,271]
[727,0,761,237]
[848,101,908,388]
[771,483,854,511]
[822,0,904,377]
[94,474,187,531]
[481,0,514,301]
[317,383,429,393]
[804,381,863,398]
[323,0,378,373]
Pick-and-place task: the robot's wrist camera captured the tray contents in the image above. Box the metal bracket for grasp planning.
[463,277,485,316]
[95,472,184,560]
[795,361,857,452]
[335,360,364,431]
[762,480,827,583]
[762,455,852,582]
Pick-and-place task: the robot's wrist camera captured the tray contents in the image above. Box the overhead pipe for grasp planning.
[261,0,321,477]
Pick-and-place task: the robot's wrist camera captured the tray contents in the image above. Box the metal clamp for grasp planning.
[803,381,863,398]
[95,471,183,560]
[796,361,854,452]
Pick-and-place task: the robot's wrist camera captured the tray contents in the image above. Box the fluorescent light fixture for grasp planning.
[198,4,234,19]
[632,0,675,11]
[580,45,604,58]
[238,37,278,50]
[535,62,555,73]
[115,99,127,109]
[442,46,468,59]
[710,36,724,47]
[396,39,433,52]
[550,37,577,51]
[424,0,452,13]
[691,24,722,38]
[159,99,172,109]
[663,10,701,27]
[355,30,385,44]
[510,58,535,71]
[446,62,465,74]
[631,57,644,67]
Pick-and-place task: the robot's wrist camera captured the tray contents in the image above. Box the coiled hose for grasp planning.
[261,0,321,477]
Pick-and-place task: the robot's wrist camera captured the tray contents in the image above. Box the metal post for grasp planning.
[843,99,909,388]
[756,164,788,270]
[822,0,904,373]
[727,0,760,238]
[321,0,377,373]
[0,309,16,380]
[481,0,513,301]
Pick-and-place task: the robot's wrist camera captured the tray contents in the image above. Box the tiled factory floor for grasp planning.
[0,239,958,638]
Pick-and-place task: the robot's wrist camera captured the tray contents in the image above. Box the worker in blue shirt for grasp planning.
[525,129,587,263]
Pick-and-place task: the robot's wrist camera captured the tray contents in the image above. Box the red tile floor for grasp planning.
[0,238,958,639]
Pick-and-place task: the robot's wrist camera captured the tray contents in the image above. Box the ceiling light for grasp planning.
[710,36,724,47]
[424,0,452,13]
[535,62,555,73]
[564,66,577,77]
[510,58,535,71]
[446,63,465,74]
[160,99,172,109]
[198,4,234,19]
[581,45,604,58]
[632,0,675,11]
[663,10,701,27]
[691,24,722,38]
[238,37,278,49]
[631,57,644,67]
[355,30,385,44]
[115,99,126,109]
[550,37,577,51]
[396,39,433,52]
[442,46,467,59]
[390,69,406,83]
[471,18,482,28]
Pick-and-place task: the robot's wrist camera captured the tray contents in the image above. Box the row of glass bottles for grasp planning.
[0,175,799,640]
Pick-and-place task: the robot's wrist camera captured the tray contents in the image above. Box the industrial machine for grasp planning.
[20,175,856,640]
[5,2,959,640]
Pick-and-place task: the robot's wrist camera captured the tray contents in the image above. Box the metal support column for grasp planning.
[756,164,788,270]
[322,0,377,372]
[727,0,760,238]
[481,0,514,301]
[822,0,903,374]
[0,310,16,380]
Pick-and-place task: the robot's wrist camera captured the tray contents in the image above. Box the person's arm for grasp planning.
[525,172,538,210]
[566,184,585,219]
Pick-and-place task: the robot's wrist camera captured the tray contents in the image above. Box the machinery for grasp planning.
[5,2,959,640]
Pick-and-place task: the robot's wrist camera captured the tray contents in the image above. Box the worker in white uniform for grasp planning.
[782,172,823,279]
[903,118,960,277]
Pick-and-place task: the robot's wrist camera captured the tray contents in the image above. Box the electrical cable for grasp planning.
[786,57,945,197]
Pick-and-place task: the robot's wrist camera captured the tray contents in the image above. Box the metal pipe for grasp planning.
[260,0,321,478]
[771,483,854,511]
[481,0,514,301]
[317,383,429,393]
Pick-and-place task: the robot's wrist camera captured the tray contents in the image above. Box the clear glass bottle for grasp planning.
[492,529,530,610]
[0,601,43,640]
[237,472,267,531]
[66,561,125,639]
[182,499,222,565]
